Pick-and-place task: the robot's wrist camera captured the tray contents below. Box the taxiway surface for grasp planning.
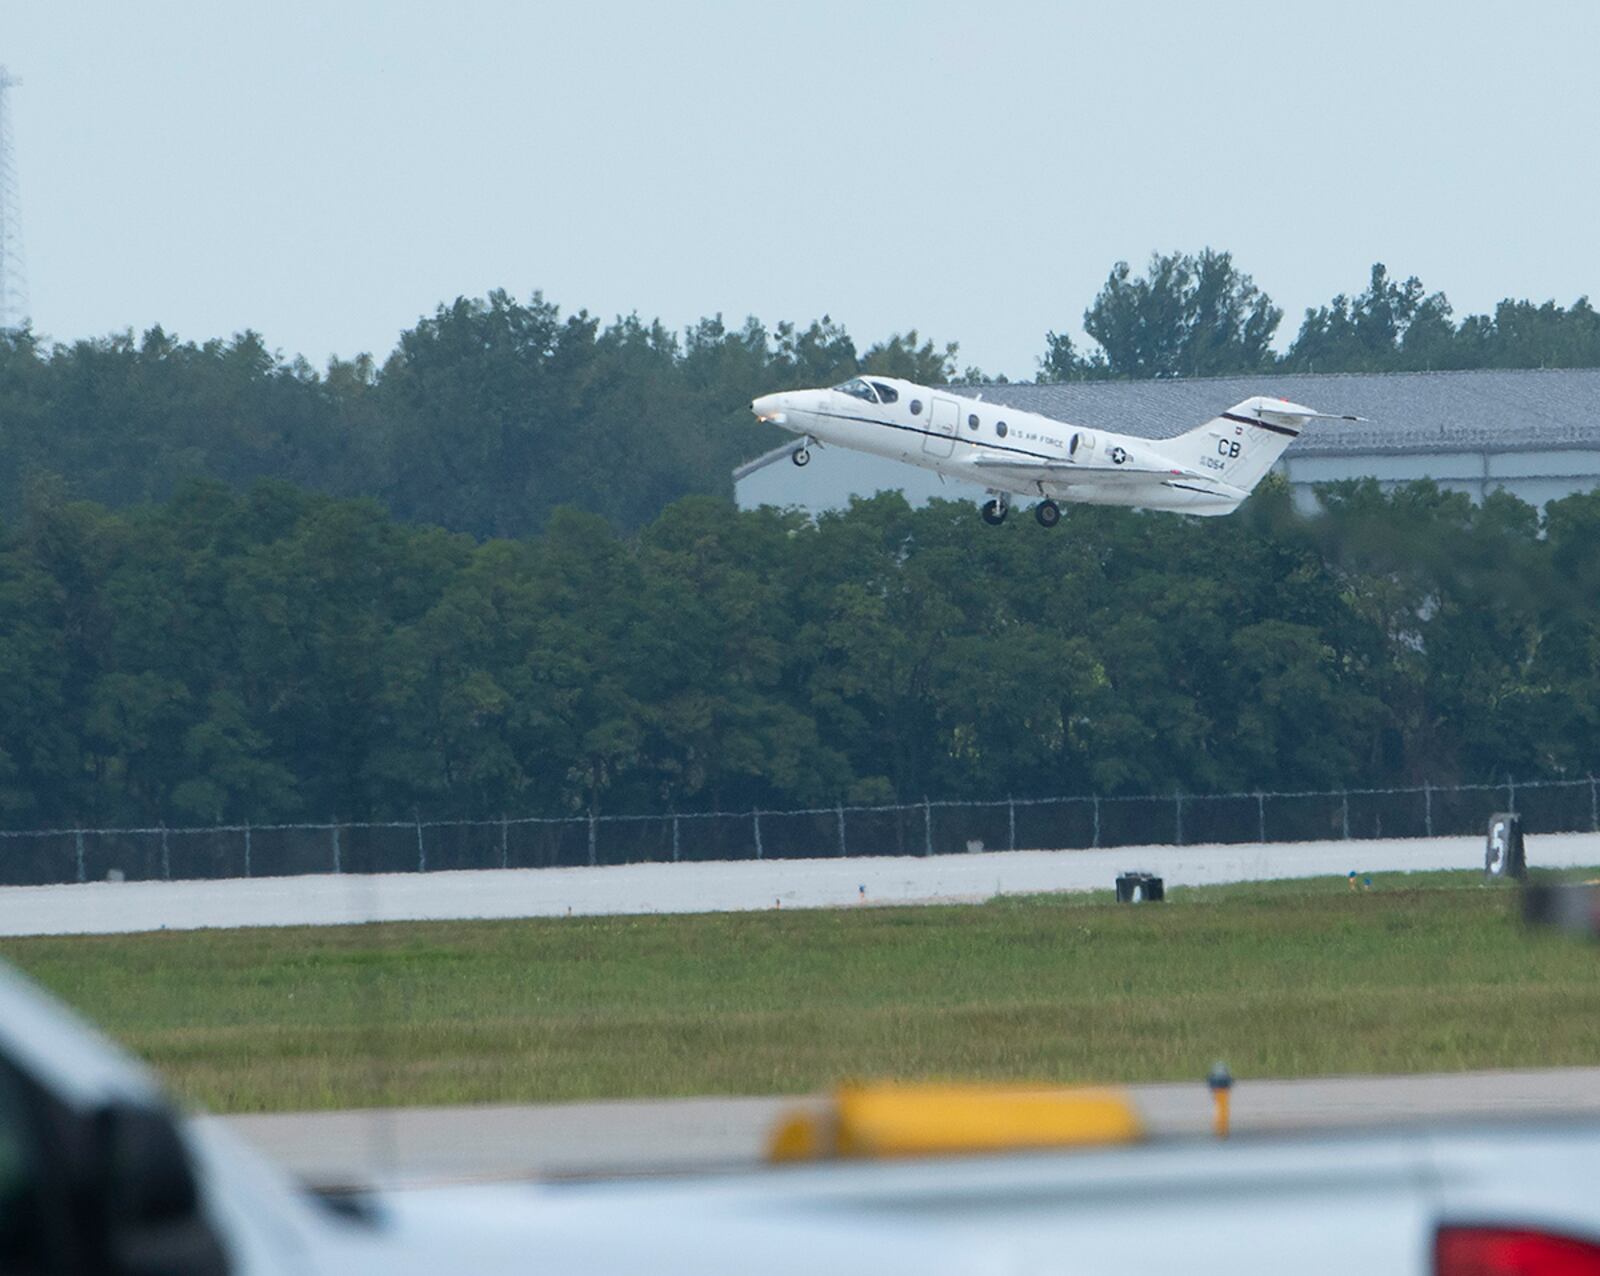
[218,1067,1600,1185]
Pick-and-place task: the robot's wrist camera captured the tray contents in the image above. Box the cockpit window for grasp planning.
[869,382,899,404]
[832,378,879,403]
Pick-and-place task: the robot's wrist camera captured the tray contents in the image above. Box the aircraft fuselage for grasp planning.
[749,376,1243,516]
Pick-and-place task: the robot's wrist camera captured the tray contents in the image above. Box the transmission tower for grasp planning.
[0,65,27,332]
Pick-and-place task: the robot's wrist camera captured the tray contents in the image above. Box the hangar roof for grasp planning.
[948,367,1600,456]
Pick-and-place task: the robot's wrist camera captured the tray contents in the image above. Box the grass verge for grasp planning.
[4,868,1599,1113]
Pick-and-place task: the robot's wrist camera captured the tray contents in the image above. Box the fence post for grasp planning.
[1592,775,1598,833]
[415,813,426,873]
[923,797,932,857]
[500,815,508,870]
[243,822,251,878]
[587,812,597,868]
[1174,791,1184,846]
[753,809,763,861]
[1257,792,1265,843]
[1507,774,1516,814]
[160,824,171,881]
[1341,791,1350,840]
[1424,781,1433,838]
[1092,795,1101,849]
[331,819,341,874]
[672,814,681,863]
[75,829,85,884]
[1008,797,1016,852]
[836,804,846,857]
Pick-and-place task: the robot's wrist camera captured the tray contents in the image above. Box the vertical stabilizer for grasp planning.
[1169,396,1322,496]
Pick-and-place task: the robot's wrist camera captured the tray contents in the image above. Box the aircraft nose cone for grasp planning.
[752,393,786,422]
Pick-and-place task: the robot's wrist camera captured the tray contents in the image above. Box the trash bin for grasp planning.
[1485,812,1525,880]
[1115,872,1164,903]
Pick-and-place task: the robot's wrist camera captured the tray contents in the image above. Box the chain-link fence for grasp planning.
[2,777,1596,887]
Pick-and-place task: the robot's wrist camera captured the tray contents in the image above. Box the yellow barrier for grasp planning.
[768,1083,1144,1163]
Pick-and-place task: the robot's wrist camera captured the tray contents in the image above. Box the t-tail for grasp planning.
[1170,396,1362,503]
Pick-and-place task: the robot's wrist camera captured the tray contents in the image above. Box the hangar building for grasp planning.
[734,366,1600,514]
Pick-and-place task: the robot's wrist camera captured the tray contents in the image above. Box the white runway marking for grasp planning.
[3,832,1597,938]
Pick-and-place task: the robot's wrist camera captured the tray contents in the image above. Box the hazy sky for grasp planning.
[4,1,1598,379]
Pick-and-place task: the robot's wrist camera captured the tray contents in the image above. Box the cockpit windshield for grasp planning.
[832,378,879,404]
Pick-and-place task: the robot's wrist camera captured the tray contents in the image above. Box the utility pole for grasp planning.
[0,66,27,332]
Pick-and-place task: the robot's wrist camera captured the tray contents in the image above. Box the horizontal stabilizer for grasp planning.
[1251,405,1366,429]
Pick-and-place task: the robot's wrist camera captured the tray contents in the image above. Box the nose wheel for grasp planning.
[980,497,1008,526]
[1034,500,1061,528]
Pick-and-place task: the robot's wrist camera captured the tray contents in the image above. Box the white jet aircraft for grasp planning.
[740,377,1359,526]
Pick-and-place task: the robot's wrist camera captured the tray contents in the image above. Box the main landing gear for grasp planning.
[980,495,1061,528]
[791,443,811,466]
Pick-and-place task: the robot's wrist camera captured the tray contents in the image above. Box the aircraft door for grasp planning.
[924,396,959,458]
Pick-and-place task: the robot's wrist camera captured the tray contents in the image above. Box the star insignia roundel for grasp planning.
[1110,446,1127,464]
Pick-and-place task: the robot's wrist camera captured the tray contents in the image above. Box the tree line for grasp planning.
[1,477,1594,831]
[1046,251,1600,380]
[3,253,1598,539]
[0,301,952,541]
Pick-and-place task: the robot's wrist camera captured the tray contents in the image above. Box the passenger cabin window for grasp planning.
[870,382,899,404]
[996,421,1008,438]
[832,378,879,403]
[909,399,923,415]
[967,414,980,431]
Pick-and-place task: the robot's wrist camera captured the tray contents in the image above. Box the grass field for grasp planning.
[4,869,1599,1113]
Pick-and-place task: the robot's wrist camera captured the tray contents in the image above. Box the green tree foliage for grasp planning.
[0,478,1592,830]
[1043,251,1600,381]
[0,303,960,539]
[1043,249,1281,381]
[1281,264,1456,372]
[1282,265,1600,373]
[5,262,1599,541]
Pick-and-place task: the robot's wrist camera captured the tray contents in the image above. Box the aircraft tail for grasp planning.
[1170,396,1352,498]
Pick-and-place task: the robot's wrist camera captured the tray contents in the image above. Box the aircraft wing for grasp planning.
[969,455,1250,500]
[972,455,1196,484]
[732,439,810,482]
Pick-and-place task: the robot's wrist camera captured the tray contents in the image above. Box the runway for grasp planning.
[4,831,1598,937]
[216,1067,1600,1186]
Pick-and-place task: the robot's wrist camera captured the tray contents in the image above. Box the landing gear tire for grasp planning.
[980,498,1008,526]
[792,447,811,467]
[1034,500,1061,528]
